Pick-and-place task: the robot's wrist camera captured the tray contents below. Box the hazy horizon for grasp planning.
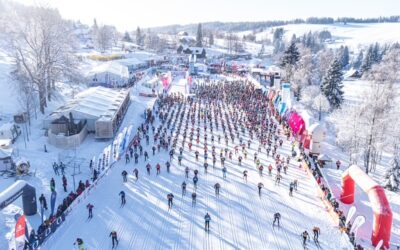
[12,0,400,31]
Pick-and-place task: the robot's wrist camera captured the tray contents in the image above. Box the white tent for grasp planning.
[308,123,326,155]
[43,87,130,136]
[86,62,129,87]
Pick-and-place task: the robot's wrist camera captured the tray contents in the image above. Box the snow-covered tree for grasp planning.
[292,47,314,99]
[280,41,300,82]
[196,23,203,47]
[136,27,143,46]
[352,50,363,70]
[300,85,330,120]
[321,58,344,109]
[334,49,400,174]
[8,5,77,114]
[272,28,284,55]
[313,93,330,121]
[123,31,132,42]
[95,25,113,52]
[361,44,374,74]
[315,48,335,84]
[209,33,214,46]
[339,46,349,69]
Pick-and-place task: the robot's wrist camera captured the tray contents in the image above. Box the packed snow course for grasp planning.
[44,78,350,250]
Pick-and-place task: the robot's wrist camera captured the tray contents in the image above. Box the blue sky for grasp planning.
[14,0,400,31]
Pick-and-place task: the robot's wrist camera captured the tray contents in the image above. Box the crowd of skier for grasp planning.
[31,76,365,249]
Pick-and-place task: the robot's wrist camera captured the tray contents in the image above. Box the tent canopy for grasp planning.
[317,154,332,162]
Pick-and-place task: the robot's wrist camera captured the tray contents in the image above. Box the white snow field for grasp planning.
[44,79,351,250]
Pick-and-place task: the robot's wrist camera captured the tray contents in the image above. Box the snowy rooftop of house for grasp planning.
[85,62,129,78]
[46,87,129,121]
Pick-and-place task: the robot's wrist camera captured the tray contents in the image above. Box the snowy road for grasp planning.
[45,80,350,250]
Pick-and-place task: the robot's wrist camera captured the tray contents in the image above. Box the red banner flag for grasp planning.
[15,214,26,250]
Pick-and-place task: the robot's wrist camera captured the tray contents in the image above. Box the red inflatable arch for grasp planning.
[340,165,392,248]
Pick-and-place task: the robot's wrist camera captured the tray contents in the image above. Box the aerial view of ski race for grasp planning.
[0,0,399,249]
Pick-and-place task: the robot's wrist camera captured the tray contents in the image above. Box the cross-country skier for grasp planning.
[74,238,85,250]
[146,163,151,175]
[86,203,94,218]
[193,176,198,190]
[182,181,187,196]
[109,231,118,248]
[293,179,298,190]
[243,170,248,182]
[167,193,174,209]
[204,213,211,232]
[39,194,48,210]
[313,226,321,242]
[222,166,227,179]
[144,151,149,161]
[273,212,281,226]
[166,161,170,173]
[62,175,67,192]
[121,170,128,182]
[258,182,264,197]
[119,191,126,206]
[50,178,55,192]
[289,182,294,196]
[301,230,310,246]
[275,173,282,185]
[185,167,189,178]
[156,163,161,175]
[214,183,221,197]
[133,168,139,181]
[191,192,197,207]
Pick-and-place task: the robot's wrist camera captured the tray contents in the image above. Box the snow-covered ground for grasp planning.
[43,79,351,250]
[0,76,157,249]
[239,23,400,50]
[299,79,400,249]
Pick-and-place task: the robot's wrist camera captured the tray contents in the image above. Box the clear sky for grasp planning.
[13,0,400,31]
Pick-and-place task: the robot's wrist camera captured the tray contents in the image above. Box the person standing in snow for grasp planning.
[243,170,248,182]
[121,170,128,182]
[289,182,294,196]
[62,175,67,192]
[301,230,310,246]
[39,194,48,210]
[222,166,227,179]
[258,182,264,197]
[181,181,187,196]
[204,212,211,232]
[193,176,198,190]
[191,192,197,207]
[214,183,221,197]
[86,203,94,218]
[312,226,321,242]
[109,231,118,248]
[50,178,56,192]
[167,193,174,209]
[119,191,126,206]
[74,238,85,250]
[273,212,281,226]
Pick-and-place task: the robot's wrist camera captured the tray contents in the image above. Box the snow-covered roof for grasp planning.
[86,62,129,79]
[117,57,147,67]
[47,87,129,122]
[0,147,12,159]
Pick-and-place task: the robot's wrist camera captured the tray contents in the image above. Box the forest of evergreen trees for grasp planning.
[152,16,400,34]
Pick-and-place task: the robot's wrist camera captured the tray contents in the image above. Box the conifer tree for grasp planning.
[321,58,344,109]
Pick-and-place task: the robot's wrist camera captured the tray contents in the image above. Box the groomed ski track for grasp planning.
[45,78,348,250]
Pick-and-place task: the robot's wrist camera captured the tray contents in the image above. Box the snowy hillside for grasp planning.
[242,23,400,50]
